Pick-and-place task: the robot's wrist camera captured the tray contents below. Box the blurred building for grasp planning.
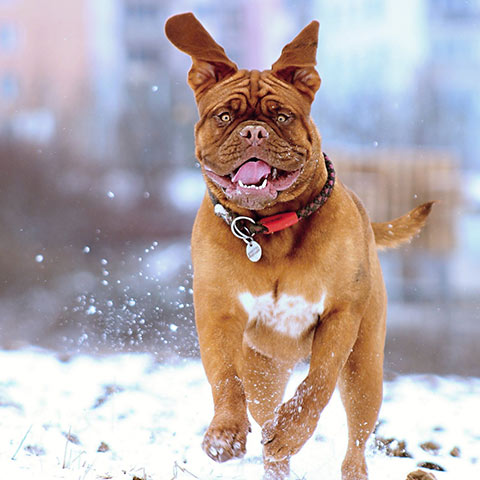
[0,0,89,145]
[309,0,426,148]
[424,0,480,169]
[313,0,427,98]
[309,0,480,170]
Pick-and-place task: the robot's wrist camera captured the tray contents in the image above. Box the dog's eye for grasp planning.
[277,114,288,123]
[218,112,231,123]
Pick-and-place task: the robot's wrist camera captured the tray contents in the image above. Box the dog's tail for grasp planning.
[372,202,435,250]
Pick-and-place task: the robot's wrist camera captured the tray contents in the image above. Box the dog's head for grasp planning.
[165,13,323,212]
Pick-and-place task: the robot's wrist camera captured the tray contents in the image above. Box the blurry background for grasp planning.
[0,0,479,376]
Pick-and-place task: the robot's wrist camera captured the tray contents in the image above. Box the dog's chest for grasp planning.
[238,291,326,338]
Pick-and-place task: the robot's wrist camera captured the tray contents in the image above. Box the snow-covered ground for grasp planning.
[0,349,478,480]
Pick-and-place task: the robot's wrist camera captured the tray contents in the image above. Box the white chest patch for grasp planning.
[238,291,327,338]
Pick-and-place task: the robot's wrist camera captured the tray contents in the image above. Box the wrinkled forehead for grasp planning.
[196,69,311,117]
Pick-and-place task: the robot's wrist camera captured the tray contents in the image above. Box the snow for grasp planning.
[0,349,478,480]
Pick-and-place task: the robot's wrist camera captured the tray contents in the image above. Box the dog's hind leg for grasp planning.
[242,345,294,480]
[338,301,386,480]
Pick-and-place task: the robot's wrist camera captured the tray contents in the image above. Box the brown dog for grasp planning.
[165,13,433,480]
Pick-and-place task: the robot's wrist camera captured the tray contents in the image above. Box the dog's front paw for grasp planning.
[262,398,318,461]
[202,413,251,463]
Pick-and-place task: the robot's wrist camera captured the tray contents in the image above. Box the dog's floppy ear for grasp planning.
[165,12,238,99]
[271,21,321,102]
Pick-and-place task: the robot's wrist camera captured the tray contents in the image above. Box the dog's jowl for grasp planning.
[165,12,433,480]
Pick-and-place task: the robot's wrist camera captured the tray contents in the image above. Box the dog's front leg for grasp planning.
[262,308,361,461]
[195,304,250,463]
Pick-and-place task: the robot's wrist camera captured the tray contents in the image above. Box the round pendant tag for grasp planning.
[246,240,262,262]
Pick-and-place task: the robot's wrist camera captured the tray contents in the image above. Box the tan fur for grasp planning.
[372,201,435,250]
[165,13,432,480]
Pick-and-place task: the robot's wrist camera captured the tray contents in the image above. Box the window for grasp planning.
[434,0,480,19]
[125,3,158,19]
[0,23,17,51]
[127,46,158,62]
[1,73,19,100]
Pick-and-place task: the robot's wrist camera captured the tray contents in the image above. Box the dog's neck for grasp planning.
[207,153,335,236]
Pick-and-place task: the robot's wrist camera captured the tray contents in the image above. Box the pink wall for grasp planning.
[0,0,89,116]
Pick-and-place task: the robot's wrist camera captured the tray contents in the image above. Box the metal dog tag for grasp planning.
[231,216,263,263]
[246,240,262,262]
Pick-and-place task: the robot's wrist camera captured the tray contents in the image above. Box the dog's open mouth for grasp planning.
[205,158,301,207]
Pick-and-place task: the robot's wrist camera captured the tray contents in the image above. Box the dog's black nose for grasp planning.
[239,125,269,146]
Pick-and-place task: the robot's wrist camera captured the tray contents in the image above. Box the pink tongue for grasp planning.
[232,160,271,185]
